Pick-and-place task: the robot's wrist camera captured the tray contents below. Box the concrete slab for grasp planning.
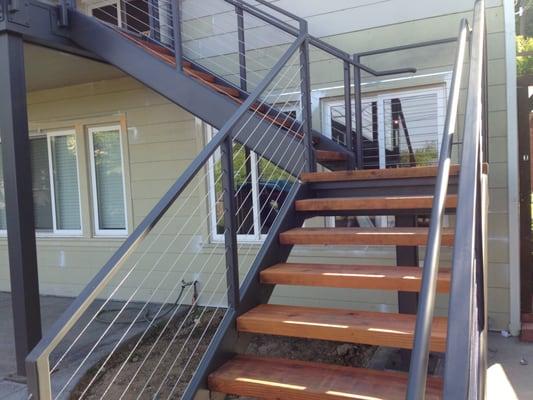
[488,332,533,400]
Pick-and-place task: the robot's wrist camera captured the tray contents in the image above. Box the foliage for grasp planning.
[517,35,533,76]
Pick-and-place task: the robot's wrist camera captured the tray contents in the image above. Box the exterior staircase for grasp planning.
[206,165,457,399]
[25,0,489,399]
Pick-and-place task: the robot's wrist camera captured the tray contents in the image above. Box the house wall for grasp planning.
[0,0,513,330]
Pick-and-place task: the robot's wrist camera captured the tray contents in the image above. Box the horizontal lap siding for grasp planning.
[0,1,512,330]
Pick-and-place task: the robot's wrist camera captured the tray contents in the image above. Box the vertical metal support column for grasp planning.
[343,61,355,169]
[221,138,240,309]
[299,22,315,173]
[353,55,364,169]
[481,25,489,163]
[236,5,247,92]
[395,214,419,370]
[171,0,183,70]
[0,32,42,377]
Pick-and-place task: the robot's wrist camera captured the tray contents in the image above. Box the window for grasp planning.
[90,0,150,35]
[90,2,121,26]
[323,85,446,229]
[206,127,295,242]
[0,131,82,234]
[88,126,127,236]
[323,86,446,169]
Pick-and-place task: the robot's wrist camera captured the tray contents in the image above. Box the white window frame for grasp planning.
[206,127,265,243]
[88,125,129,237]
[322,85,447,168]
[44,130,83,236]
[322,85,447,229]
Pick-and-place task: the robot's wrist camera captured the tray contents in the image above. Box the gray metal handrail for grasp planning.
[25,34,304,399]
[443,0,487,398]
[405,17,470,400]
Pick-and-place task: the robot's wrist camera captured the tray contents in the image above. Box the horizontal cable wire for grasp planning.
[52,50,302,394]
[57,58,304,396]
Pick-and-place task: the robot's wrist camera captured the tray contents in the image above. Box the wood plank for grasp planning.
[315,150,348,161]
[183,66,216,82]
[260,263,451,293]
[208,355,443,400]
[237,304,447,352]
[279,227,455,246]
[301,165,459,183]
[295,195,457,212]
[301,164,488,183]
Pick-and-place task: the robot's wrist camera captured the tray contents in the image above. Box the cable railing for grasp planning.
[26,26,309,399]
[406,0,488,399]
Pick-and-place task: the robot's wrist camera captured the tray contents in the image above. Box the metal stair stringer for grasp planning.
[67,11,350,175]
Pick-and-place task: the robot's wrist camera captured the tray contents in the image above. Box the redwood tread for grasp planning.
[279,227,455,246]
[237,304,447,352]
[295,195,457,212]
[183,66,216,82]
[315,150,348,162]
[301,164,488,182]
[208,355,443,400]
[260,263,451,292]
[300,165,460,182]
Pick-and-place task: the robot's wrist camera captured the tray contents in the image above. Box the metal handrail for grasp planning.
[443,0,487,398]
[405,17,470,400]
[25,34,304,399]
[224,0,417,78]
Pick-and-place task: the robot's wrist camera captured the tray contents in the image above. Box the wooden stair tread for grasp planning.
[183,66,216,82]
[237,304,447,352]
[208,355,443,400]
[315,150,348,162]
[279,227,455,246]
[260,263,451,292]
[301,165,460,183]
[295,195,457,212]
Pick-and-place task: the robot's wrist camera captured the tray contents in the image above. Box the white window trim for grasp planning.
[206,127,265,243]
[322,84,447,229]
[44,130,84,236]
[88,125,129,237]
[0,131,84,237]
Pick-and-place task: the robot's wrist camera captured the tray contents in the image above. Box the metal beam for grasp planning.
[0,31,42,377]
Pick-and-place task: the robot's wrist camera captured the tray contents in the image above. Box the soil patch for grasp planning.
[71,306,223,399]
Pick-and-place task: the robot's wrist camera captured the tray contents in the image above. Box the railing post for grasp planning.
[343,60,355,169]
[220,137,240,309]
[58,0,76,27]
[235,4,247,92]
[353,54,364,169]
[171,0,183,70]
[299,21,315,173]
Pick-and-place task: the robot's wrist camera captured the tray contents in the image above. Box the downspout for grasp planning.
[503,0,521,336]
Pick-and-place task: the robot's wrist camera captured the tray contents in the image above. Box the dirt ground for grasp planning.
[72,306,375,399]
[71,306,224,400]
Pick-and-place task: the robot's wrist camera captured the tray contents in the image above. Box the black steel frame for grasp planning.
[0,0,487,397]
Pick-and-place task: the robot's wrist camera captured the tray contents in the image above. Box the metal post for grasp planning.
[343,61,355,169]
[236,4,247,92]
[171,0,183,70]
[395,214,419,371]
[221,137,240,308]
[299,22,315,173]
[353,54,364,169]
[0,32,42,377]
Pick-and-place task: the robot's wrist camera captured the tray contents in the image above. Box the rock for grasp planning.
[336,344,352,356]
